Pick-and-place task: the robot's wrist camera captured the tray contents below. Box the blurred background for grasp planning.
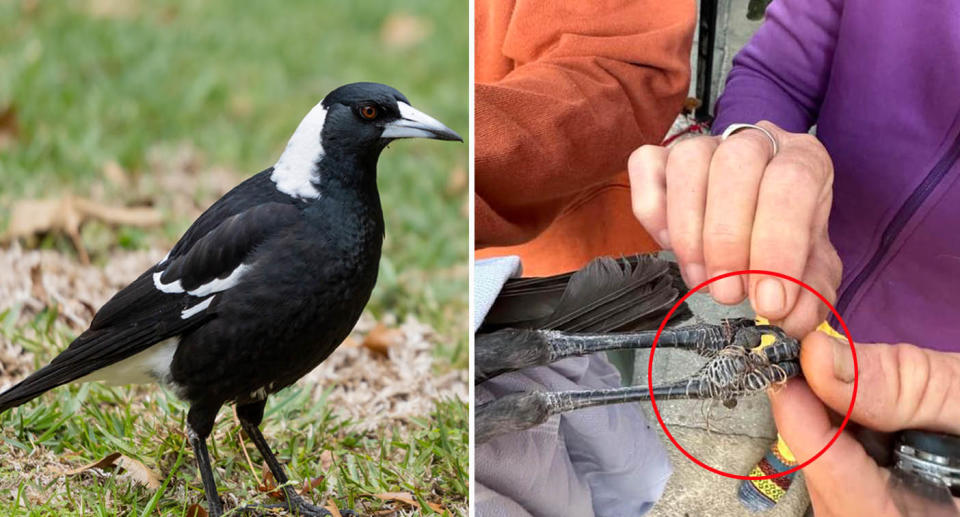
[0,0,467,515]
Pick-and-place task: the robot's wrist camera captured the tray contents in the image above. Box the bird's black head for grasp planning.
[271,82,460,198]
[319,82,461,159]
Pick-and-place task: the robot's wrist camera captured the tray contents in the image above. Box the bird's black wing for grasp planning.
[0,200,301,411]
[481,255,691,333]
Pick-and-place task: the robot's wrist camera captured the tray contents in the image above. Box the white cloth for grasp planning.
[475,257,673,517]
[473,256,523,332]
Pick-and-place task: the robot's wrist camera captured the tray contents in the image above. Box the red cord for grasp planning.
[660,120,712,147]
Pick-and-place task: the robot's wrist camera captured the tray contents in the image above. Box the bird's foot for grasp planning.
[239,495,356,517]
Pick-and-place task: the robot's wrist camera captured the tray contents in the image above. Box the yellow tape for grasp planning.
[749,317,843,472]
[753,317,842,350]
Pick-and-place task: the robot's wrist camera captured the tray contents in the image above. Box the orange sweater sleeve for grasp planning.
[475,0,695,247]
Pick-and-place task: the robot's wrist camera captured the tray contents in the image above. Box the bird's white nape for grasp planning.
[271,102,327,199]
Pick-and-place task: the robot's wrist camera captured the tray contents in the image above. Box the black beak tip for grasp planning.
[438,129,464,142]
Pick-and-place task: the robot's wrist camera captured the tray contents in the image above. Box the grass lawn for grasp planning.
[0,0,468,514]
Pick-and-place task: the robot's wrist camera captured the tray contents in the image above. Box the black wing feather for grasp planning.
[480,255,692,333]
[163,168,300,262]
[0,177,303,412]
[158,202,300,291]
[93,202,299,330]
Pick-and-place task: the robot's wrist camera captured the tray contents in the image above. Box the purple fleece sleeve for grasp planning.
[712,0,843,134]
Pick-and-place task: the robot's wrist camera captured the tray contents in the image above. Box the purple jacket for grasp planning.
[713,0,960,352]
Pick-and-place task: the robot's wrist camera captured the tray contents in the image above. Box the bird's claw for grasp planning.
[684,319,803,401]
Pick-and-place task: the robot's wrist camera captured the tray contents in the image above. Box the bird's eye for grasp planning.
[359,104,378,120]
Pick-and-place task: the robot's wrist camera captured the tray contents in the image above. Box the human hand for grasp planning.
[628,121,841,337]
[769,331,960,515]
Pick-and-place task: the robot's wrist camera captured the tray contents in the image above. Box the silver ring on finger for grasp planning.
[720,123,779,156]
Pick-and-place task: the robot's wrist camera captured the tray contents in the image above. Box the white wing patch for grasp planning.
[181,296,214,319]
[271,102,326,199]
[187,264,251,297]
[77,338,179,386]
[153,271,184,293]
[153,263,251,298]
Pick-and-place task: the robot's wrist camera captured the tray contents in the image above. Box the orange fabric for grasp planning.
[476,173,660,276]
[475,0,695,275]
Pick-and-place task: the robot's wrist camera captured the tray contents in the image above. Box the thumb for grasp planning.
[800,331,960,434]
[768,379,897,516]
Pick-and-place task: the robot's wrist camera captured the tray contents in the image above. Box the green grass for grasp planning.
[0,1,467,514]
[0,0,469,336]
[0,276,467,516]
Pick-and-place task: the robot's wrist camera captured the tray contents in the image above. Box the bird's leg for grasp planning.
[187,406,224,517]
[476,318,786,382]
[236,402,355,517]
[476,340,802,444]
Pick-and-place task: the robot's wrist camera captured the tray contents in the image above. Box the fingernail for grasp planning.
[684,263,706,288]
[831,335,855,383]
[756,278,785,315]
[657,230,671,249]
[710,271,743,302]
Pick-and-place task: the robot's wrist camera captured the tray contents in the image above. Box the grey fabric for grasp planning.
[475,256,673,517]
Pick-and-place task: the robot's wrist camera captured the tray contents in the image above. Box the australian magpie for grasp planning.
[0,82,461,516]
[474,255,800,443]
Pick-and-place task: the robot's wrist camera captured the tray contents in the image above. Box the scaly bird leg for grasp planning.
[476,318,793,383]
[476,339,801,444]
[236,401,356,517]
[187,406,224,517]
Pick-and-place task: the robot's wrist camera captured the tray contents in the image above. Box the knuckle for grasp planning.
[807,270,837,306]
[670,232,702,261]
[719,131,771,160]
[792,132,821,149]
[670,137,716,165]
[767,155,824,187]
[754,225,809,252]
[813,242,843,290]
[826,248,843,284]
[703,222,746,249]
[631,194,661,224]
[628,145,663,173]
[891,343,930,423]
[788,134,834,179]
[916,347,960,428]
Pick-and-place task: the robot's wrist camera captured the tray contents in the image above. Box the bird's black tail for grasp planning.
[0,358,95,413]
[0,374,61,413]
[0,325,153,413]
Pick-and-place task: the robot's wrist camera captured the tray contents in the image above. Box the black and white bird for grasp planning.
[0,82,461,516]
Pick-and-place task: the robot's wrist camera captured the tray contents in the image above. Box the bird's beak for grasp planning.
[381,101,463,142]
